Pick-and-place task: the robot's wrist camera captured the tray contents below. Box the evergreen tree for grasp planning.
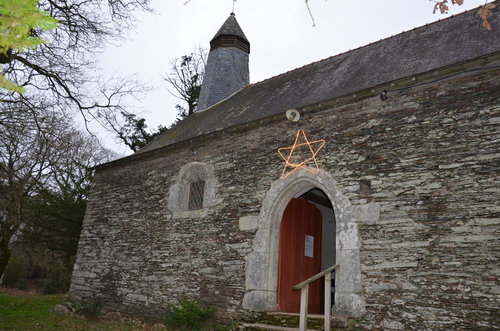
[0,0,57,92]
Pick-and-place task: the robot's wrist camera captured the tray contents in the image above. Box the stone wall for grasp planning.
[70,62,500,329]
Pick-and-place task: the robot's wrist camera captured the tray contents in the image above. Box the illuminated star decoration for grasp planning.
[278,129,325,179]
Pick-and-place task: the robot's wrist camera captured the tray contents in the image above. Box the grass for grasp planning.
[0,289,159,330]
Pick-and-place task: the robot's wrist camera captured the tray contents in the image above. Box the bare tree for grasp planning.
[0,0,153,134]
[0,108,114,282]
[20,127,116,269]
[164,46,207,119]
[0,111,58,281]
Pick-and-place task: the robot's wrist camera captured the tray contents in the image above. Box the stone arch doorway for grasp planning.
[242,169,365,318]
[277,188,336,314]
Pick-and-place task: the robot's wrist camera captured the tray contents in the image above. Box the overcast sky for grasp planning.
[98,0,490,154]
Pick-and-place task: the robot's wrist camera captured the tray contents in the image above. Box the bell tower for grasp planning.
[196,13,250,112]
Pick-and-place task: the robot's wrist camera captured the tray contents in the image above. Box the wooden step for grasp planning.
[240,323,318,331]
[241,312,327,330]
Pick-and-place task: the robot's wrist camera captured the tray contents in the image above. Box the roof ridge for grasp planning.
[246,2,492,88]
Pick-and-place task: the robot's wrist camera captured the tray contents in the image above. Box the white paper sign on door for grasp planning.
[305,235,314,258]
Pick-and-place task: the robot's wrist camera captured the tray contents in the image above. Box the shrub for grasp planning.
[14,278,29,290]
[2,257,29,286]
[74,296,103,320]
[164,299,214,331]
[42,267,71,294]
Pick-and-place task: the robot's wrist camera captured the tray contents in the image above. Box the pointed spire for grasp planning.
[209,13,250,54]
[196,13,250,112]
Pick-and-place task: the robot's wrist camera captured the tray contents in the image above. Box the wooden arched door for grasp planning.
[278,198,323,314]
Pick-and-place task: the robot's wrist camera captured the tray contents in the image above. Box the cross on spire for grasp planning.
[232,0,237,14]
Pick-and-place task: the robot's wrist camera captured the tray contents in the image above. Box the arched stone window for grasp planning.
[168,162,216,218]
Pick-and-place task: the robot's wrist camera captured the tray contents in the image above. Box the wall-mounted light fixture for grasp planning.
[380,90,388,101]
[285,109,301,122]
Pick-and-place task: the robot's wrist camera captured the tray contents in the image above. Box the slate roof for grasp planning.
[139,3,500,154]
[211,13,249,45]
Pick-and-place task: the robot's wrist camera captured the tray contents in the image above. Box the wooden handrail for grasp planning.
[292,264,338,331]
[293,264,338,291]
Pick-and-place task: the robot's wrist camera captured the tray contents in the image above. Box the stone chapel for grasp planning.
[70,4,500,330]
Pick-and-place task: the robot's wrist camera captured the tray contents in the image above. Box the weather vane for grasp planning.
[232,0,237,13]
